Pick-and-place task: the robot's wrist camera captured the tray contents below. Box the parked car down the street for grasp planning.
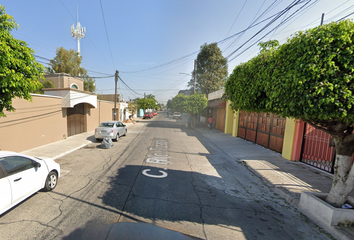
[173,112,182,119]
[95,121,127,142]
[0,151,60,216]
[143,112,153,119]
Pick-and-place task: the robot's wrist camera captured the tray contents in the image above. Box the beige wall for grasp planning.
[0,94,67,152]
[86,100,115,131]
[64,75,84,89]
[0,94,116,152]
[97,94,120,102]
[43,74,84,90]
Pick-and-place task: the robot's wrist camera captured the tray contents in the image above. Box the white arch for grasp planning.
[70,83,79,89]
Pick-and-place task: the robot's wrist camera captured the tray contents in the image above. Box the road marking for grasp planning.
[142,138,171,178]
[142,169,168,178]
[146,158,171,165]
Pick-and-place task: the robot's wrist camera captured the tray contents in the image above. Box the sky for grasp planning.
[2,0,354,104]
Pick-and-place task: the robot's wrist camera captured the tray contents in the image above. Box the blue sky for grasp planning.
[2,0,354,104]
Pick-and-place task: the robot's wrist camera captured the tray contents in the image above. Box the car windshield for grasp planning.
[99,123,114,128]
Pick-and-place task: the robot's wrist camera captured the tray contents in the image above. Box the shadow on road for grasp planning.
[63,115,329,240]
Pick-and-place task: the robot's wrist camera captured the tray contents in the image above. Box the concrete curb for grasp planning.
[53,143,88,160]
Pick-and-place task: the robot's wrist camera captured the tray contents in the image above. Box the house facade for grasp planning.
[0,73,122,152]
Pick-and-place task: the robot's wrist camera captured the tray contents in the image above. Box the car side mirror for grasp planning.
[33,161,41,168]
[123,124,126,127]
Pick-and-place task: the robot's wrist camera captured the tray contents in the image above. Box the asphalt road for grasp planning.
[0,113,333,240]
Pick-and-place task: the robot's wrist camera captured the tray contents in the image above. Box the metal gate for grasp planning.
[238,111,285,153]
[301,123,335,173]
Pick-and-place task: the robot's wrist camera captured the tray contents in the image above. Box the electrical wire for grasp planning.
[99,0,115,68]
[33,53,115,78]
[228,0,315,63]
[222,0,282,54]
[119,76,143,96]
[336,11,354,22]
[224,0,248,38]
[226,0,305,61]
[123,0,299,74]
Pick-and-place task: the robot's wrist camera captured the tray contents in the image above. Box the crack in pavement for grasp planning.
[0,220,63,237]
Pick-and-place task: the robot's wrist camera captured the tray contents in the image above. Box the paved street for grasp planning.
[0,113,333,240]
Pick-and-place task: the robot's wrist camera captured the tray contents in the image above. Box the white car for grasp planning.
[0,151,60,216]
[94,121,127,142]
[173,112,182,119]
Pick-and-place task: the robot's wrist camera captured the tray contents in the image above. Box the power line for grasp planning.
[228,0,316,63]
[222,0,281,55]
[226,0,304,61]
[224,0,248,38]
[73,75,115,79]
[119,76,143,96]
[336,10,354,22]
[121,1,302,74]
[121,50,199,74]
[33,53,115,77]
[99,0,115,68]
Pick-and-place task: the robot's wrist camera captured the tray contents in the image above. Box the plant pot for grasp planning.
[299,192,354,226]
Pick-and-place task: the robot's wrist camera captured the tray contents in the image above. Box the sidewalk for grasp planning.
[20,121,354,240]
[21,131,96,160]
[194,125,354,240]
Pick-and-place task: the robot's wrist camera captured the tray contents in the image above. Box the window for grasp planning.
[71,83,79,89]
[99,123,114,128]
[0,156,35,176]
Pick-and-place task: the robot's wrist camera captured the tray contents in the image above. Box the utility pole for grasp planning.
[114,70,119,121]
[193,59,196,93]
[320,13,325,25]
[143,92,146,113]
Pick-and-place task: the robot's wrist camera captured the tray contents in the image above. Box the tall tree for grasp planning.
[49,47,95,92]
[146,94,156,101]
[172,94,188,112]
[166,99,173,109]
[137,98,156,110]
[184,93,208,116]
[83,75,95,92]
[49,47,86,76]
[196,43,228,94]
[35,79,54,94]
[0,5,44,116]
[225,20,354,208]
[172,93,207,115]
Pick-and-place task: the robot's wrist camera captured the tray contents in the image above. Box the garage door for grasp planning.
[67,103,85,137]
[216,108,226,132]
[238,111,285,153]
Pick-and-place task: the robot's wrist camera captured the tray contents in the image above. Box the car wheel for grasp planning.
[44,171,58,191]
[115,133,119,142]
[123,129,127,136]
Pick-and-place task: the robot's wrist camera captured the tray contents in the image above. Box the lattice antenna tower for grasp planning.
[71,5,86,57]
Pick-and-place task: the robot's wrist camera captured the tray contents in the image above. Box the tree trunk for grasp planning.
[326,135,354,207]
